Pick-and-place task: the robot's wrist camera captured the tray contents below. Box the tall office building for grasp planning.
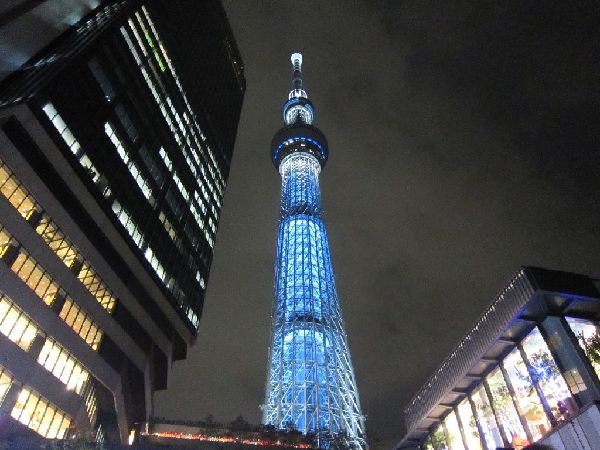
[0,0,244,443]
[262,54,366,450]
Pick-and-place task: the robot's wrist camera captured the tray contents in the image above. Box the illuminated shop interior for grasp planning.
[398,267,600,450]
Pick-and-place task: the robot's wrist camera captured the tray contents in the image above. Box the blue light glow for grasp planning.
[263,152,366,449]
[273,136,326,163]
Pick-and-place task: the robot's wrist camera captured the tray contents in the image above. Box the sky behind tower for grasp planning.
[155,2,600,448]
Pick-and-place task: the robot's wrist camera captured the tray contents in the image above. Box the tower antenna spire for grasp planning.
[291,52,303,89]
[289,52,307,99]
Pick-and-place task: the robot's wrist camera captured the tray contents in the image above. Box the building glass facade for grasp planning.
[398,268,600,450]
[0,0,244,443]
[502,348,550,440]
[456,398,481,450]
[567,317,600,378]
[418,323,590,449]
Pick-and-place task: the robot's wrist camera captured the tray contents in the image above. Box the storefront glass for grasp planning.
[503,347,551,440]
[471,386,503,449]
[443,410,465,450]
[521,327,576,422]
[486,367,529,448]
[430,423,448,450]
[566,316,600,379]
[456,398,482,450]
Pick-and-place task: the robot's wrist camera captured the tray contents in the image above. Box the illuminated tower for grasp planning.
[262,53,367,450]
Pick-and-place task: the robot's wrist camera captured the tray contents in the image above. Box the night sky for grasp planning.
[155,2,600,448]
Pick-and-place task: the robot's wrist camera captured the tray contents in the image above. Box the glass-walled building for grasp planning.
[0,0,244,444]
[396,267,600,450]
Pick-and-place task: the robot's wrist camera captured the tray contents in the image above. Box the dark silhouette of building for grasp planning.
[0,0,244,444]
[396,267,600,450]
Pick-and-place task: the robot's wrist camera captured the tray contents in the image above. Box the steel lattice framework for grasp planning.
[263,54,366,450]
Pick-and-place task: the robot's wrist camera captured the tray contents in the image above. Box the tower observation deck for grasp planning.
[262,53,367,450]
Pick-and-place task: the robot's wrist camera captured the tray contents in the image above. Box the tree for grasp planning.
[204,414,215,427]
[579,332,600,366]
[524,351,559,384]
[230,415,250,431]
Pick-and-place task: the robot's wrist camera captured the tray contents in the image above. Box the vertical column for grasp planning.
[0,381,20,417]
[518,344,557,427]
[454,404,470,450]
[499,360,534,443]
[539,315,600,407]
[482,379,510,448]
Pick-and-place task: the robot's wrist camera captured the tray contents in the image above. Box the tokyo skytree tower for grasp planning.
[262,53,367,450]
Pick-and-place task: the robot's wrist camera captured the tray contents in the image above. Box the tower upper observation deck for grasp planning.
[271,53,328,169]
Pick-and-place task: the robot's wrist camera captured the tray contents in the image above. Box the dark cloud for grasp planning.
[155,1,600,448]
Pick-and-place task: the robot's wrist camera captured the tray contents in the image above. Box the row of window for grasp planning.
[38,338,90,395]
[2,122,120,315]
[424,319,600,450]
[9,242,60,307]
[122,17,220,244]
[42,103,107,193]
[12,386,73,439]
[138,6,225,194]
[46,96,199,326]
[41,24,208,330]
[158,147,213,250]
[105,123,194,296]
[0,292,39,352]
[0,289,99,433]
[0,365,74,439]
[1,292,91,395]
[104,121,202,327]
[105,121,154,204]
[0,225,103,350]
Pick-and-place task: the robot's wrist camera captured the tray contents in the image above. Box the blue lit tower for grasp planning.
[262,53,367,450]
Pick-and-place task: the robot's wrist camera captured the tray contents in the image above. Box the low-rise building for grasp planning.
[396,266,600,449]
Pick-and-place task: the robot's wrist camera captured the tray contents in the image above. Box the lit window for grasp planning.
[9,249,59,306]
[486,367,529,447]
[566,316,600,379]
[0,366,14,407]
[134,12,166,71]
[503,348,551,440]
[59,298,103,350]
[105,122,153,203]
[11,387,72,438]
[456,398,482,450]
[0,292,39,351]
[37,338,90,394]
[0,228,13,258]
[0,159,118,316]
[0,229,103,351]
[35,215,78,268]
[42,103,108,191]
[471,386,503,449]
[0,162,37,220]
[123,10,224,189]
[521,327,577,422]
[77,262,117,313]
[443,410,465,450]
